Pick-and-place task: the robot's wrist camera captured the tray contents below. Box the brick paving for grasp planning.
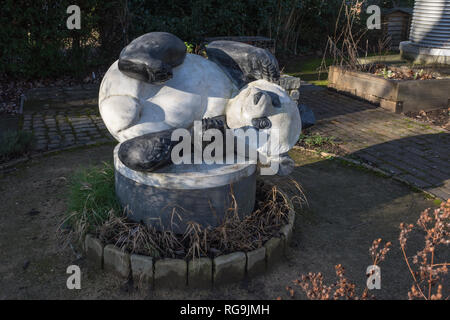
[20,85,114,152]
[22,106,113,152]
[302,86,450,200]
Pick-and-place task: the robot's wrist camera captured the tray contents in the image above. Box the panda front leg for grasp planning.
[117,116,228,172]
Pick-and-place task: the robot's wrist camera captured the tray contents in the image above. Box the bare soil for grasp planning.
[0,145,445,299]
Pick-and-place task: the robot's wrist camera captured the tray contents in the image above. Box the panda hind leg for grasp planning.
[118,32,187,84]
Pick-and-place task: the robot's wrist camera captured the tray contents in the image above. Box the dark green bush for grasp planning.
[1,0,413,79]
[0,0,106,78]
[0,130,34,161]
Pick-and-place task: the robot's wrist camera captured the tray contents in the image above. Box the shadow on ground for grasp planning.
[351,133,450,197]
[0,145,446,299]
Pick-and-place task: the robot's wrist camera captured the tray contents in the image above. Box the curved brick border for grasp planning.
[84,210,295,289]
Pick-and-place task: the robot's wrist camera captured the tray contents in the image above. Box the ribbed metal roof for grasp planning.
[409,0,450,48]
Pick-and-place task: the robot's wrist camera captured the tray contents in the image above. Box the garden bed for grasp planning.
[404,108,450,131]
[328,65,450,114]
[82,209,295,289]
[61,164,303,288]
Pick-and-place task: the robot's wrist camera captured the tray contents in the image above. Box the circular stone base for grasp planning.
[84,209,295,288]
[113,144,257,233]
[400,41,450,65]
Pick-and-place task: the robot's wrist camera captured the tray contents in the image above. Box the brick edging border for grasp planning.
[84,210,295,289]
[293,145,441,200]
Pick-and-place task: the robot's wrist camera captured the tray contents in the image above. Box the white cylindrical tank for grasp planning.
[410,0,450,48]
[400,0,450,64]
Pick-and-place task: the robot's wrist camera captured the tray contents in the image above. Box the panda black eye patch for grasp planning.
[251,116,272,129]
[254,91,264,105]
[266,91,281,108]
[253,91,281,108]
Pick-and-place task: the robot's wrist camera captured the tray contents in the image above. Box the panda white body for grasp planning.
[99,54,239,142]
[99,52,301,169]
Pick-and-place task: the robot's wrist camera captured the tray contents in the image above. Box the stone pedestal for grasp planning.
[113,144,256,233]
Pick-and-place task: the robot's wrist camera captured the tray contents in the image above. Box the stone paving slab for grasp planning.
[302,88,450,200]
[22,106,114,152]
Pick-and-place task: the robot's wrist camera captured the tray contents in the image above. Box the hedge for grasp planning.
[1,0,413,79]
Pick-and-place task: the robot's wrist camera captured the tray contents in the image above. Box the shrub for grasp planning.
[0,0,105,79]
[64,162,121,236]
[0,130,34,162]
[2,0,414,79]
[284,200,449,300]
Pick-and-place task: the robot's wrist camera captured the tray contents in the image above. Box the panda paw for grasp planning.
[118,132,173,171]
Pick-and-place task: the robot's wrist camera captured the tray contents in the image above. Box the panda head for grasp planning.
[225,80,301,174]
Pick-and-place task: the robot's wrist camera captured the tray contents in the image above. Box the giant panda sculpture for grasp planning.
[99,32,301,175]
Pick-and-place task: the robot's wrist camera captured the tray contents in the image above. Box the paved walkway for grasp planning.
[20,84,113,152]
[301,86,450,200]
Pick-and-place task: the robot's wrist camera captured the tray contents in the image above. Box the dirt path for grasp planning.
[0,145,443,299]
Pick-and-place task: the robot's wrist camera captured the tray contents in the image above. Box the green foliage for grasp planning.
[299,133,335,147]
[3,0,413,79]
[126,0,351,55]
[0,130,34,161]
[0,0,106,79]
[379,67,393,79]
[185,42,195,54]
[1,0,348,79]
[66,162,121,233]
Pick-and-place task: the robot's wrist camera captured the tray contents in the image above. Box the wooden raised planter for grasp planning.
[328,65,450,113]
